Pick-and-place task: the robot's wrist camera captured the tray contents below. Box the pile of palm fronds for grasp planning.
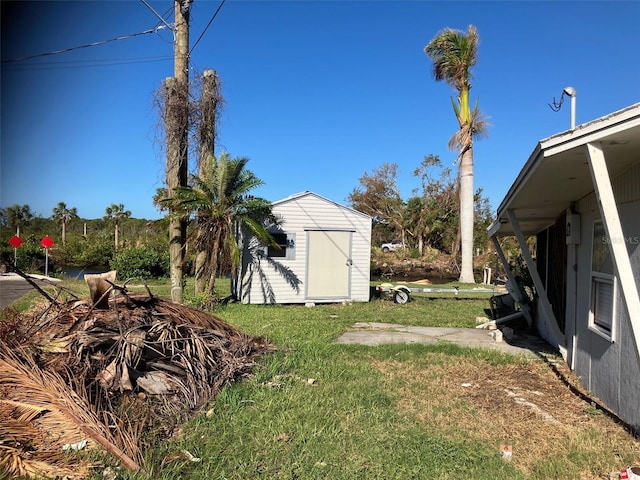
[0,275,272,478]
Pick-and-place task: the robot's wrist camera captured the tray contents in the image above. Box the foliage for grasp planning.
[104,203,132,249]
[348,162,406,246]
[162,153,276,295]
[407,154,459,254]
[109,246,169,279]
[0,204,35,233]
[51,201,79,246]
[0,209,169,276]
[474,187,494,252]
[0,236,47,273]
[349,157,493,260]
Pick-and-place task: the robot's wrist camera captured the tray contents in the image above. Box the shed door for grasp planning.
[306,230,352,299]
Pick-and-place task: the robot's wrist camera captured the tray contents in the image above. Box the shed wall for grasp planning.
[239,194,371,304]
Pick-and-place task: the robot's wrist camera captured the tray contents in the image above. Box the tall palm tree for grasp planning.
[166,153,276,296]
[104,203,131,249]
[51,202,78,246]
[425,25,489,283]
[2,204,34,236]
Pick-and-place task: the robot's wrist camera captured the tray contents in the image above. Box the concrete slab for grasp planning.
[336,322,555,357]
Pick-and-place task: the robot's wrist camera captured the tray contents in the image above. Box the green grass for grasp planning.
[4,276,638,479]
[133,307,520,480]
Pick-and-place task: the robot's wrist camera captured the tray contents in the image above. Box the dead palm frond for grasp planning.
[0,342,143,473]
[1,283,272,476]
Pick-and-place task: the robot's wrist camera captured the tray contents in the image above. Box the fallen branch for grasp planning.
[6,265,58,305]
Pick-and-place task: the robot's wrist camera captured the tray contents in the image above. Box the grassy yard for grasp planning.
[5,277,640,479]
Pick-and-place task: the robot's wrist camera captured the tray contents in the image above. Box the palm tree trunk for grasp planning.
[114,223,119,250]
[458,146,475,283]
[195,249,207,295]
[207,230,222,296]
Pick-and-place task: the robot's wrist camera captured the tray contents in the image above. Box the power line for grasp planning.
[140,0,174,34]
[3,56,173,71]
[190,0,226,55]
[1,25,168,65]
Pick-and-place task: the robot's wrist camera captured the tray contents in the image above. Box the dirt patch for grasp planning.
[373,354,640,478]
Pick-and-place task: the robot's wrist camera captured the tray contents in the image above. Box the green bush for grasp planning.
[0,236,48,274]
[109,247,169,279]
[79,240,115,267]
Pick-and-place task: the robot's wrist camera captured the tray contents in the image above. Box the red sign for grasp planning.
[41,235,54,249]
[9,235,22,248]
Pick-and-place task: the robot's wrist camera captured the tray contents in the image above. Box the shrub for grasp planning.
[0,236,48,274]
[79,240,115,267]
[109,247,169,279]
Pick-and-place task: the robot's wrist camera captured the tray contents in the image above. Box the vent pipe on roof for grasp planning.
[548,86,577,130]
[563,87,576,130]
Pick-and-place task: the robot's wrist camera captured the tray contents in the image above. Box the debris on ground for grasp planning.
[0,271,272,478]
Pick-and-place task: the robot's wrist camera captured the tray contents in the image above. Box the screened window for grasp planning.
[589,221,616,341]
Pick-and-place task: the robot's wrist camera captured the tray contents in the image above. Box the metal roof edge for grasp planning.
[272,191,372,219]
[493,103,640,220]
[494,143,544,217]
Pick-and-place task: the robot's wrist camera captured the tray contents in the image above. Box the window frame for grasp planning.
[588,220,617,342]
[266,232,295,261]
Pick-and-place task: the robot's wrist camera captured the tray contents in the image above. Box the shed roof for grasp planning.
[272,191,372,219]
[489,103,640,237]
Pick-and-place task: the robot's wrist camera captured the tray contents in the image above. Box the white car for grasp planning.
[381,241,404,253]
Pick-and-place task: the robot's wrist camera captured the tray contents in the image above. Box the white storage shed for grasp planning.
[235,191,372,304]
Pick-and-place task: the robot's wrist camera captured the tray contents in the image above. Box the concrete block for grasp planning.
[502,326,514,340]
[490,330,503,342]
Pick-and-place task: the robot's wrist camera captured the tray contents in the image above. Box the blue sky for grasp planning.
[2,1,639,221]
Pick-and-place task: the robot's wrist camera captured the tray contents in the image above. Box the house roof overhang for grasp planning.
[488,103,640,238]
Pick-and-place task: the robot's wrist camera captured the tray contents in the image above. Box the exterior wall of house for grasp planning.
[568,161,640,431]
[238,193,372,304]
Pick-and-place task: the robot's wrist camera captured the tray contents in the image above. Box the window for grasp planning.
[267,232,295,260]
[589,221,617,341]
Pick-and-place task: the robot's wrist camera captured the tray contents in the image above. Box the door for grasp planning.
[306,230,352,299]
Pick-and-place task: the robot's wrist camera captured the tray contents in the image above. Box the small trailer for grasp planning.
[376,282,497,304]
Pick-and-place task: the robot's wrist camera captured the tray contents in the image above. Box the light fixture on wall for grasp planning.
[287,239,295,248]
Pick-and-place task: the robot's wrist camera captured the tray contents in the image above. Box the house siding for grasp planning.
[570,161,640,430]
[239,193,372,304]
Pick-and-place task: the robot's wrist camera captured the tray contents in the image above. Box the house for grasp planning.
[487,102,640,432]
[235,191,372,305]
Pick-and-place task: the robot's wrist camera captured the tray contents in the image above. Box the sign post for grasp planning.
[9,235,22,267]
[40,235,54,276]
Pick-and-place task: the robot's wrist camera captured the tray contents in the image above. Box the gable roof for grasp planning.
[489,103,640,237]
[272,191,372,219]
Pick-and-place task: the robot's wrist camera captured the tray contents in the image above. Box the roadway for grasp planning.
[0,273,58,310]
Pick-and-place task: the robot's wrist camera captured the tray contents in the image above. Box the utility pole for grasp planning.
[166,0,191,303]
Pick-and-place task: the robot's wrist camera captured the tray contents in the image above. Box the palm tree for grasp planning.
[104,203,131,249]
[2,204,34,235]
[425,25,489,283]
[51,202,78,246]
[166,153,276,296]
